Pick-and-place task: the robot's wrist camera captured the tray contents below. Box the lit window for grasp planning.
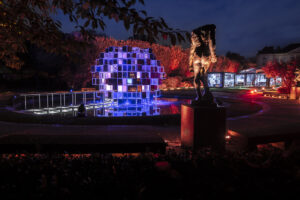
[127,78,132,85]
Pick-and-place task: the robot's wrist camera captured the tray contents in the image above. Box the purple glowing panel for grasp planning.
[91,46,165,116]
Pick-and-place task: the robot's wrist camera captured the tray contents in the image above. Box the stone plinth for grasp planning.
[181,104,226,151]
[290,86,300,100]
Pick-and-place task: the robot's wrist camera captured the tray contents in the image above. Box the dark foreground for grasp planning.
[0,147,299,199]
[0,130,166,153]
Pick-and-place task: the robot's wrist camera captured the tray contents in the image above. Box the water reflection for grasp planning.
[95,104,160,117]
[36,98,191,117]
[90,98,191,117]
[25,98,192,117]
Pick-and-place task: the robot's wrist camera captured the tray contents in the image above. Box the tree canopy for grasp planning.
[262,60,299,90]
[0,0,188,69]
[225,51,245,63]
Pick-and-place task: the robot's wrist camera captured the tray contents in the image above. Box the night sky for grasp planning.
[56,0,300,57]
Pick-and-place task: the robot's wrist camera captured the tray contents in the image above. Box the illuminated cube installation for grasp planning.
[235,74,246,86]
[208,73,223,87]
[270,77,282,87]
[246,73,256,86]
[255,73,267,86]
[224,73,235,87]
[91,46,165,116]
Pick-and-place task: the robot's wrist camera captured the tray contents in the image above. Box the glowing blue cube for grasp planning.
[91,46,165,116]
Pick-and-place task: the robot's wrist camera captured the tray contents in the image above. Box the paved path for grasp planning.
[0,122,168,152]
[0,92,299,148]
[227,93,300,137]
[156,92,300,143]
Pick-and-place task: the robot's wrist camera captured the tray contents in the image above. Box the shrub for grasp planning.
[277,87,290,94]
[161,76,183,89]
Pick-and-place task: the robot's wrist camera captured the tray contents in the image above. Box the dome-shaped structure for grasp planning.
[91,46,165,116]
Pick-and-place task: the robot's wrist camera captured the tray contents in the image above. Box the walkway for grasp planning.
[0,91,299,152]
[227,93,300,144]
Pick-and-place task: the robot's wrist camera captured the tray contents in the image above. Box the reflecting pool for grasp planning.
[24,98,192,117]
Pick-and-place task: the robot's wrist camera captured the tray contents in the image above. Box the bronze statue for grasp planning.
[189,24,217,104]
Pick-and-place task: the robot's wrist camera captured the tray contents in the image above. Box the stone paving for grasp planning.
[227,93,300,137]
[0,91,299,150]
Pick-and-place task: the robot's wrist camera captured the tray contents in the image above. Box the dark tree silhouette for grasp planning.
[0,0,188,69]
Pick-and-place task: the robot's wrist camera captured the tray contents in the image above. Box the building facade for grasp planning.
[257,46,300,67]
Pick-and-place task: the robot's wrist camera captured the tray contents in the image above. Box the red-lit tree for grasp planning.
[60,36,191,89]
[92,36,190,76]
[262,61,299,91]
[209,56,240,73]
[61,36,249,89]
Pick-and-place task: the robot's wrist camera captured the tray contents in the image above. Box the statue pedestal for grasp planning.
[290,86,300,100]
[181,104,226,151]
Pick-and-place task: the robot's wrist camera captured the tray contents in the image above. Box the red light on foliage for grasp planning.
[155,161,170,171]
